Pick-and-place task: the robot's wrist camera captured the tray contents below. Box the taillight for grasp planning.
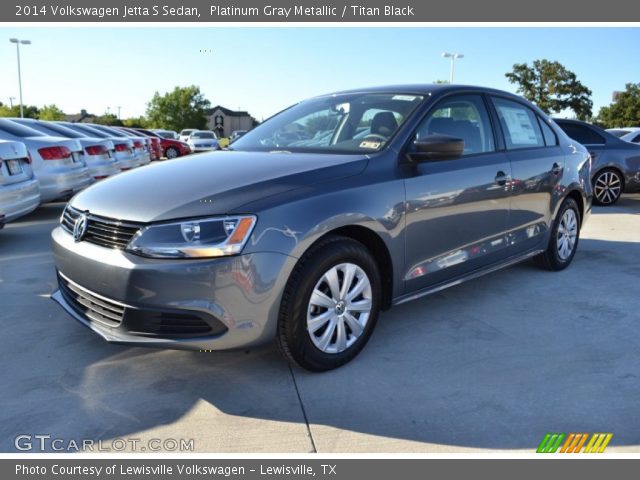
[115,143,129,152]
[85,145,109,156]
[133,140,143,148]
[38,146,71,160]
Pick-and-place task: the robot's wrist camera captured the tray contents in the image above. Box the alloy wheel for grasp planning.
[306,263,372,354]
[594,171,622,205]
[556,208,578,260]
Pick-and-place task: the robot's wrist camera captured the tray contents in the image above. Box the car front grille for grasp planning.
[61,206,143,250]
[58,273,126,328]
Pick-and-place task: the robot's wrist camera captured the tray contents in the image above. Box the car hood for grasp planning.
[70,150,368,222]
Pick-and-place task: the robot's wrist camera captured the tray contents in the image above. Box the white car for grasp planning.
[620,129,640,144]
[0,119,91,203]
[11,119,120,181]
[187,130,220,152]
[179,129,197,143]
[606,127,640,140]
[0,140,41,227]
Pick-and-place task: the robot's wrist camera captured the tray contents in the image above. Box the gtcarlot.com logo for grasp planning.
[15,434,195,452]
[536,433,613,453]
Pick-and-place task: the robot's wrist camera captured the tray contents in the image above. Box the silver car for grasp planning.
[0,140,40,227]
[52,85,592,371]
[10,119,120,181]
[0,119,91,203]
[87,124,151,166]
[58,122,140,171]
[187,130,220,152]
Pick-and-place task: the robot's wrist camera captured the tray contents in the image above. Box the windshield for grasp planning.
[192,131,215,139]
[230,92,424,154]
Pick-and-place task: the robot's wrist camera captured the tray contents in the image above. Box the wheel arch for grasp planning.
[302,225,394,311]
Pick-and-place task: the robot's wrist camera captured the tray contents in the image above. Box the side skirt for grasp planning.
[393,248,544,306]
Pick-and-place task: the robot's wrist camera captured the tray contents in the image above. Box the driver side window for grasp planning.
[414,94,495,156]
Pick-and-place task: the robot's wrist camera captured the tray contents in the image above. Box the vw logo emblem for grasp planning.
[73,214,88,242]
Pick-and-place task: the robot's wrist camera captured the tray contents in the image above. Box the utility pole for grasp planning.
[442,52,464,84]
[9,38,32,118]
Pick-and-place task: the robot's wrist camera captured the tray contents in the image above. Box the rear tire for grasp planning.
[534,197,580,271]
[592,169,623,205]
[277,236,381,372]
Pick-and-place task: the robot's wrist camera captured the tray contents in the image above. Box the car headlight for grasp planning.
[126,215,256,259]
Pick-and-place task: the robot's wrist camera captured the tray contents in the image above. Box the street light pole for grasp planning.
[9,38,31,118]
[442,52,464,84]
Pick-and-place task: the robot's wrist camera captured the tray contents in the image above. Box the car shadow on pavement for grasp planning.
[1,203,639,452]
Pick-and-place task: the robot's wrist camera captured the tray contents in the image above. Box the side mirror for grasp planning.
[407,134,465,162]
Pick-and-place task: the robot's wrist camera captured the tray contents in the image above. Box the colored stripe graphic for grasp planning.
[539,433,613,453]
[537,433,566,453]
[584,433,613,453]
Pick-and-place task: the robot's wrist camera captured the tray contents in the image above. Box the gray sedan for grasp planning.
[555,119,640,205]
[0,140,40,227]
[51,85,591,371]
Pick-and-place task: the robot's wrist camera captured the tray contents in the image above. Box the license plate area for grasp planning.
[6,159,23,175]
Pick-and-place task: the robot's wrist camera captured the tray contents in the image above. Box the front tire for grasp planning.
[277,236,382,372]
[165,147,179,159]
[535,197,580,271]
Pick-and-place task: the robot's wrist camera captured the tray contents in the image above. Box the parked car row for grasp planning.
[554,119,640,205]
[0,118,180,228]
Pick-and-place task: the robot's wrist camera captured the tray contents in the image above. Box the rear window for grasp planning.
[17,120,85,139]
[557,122,605,145]
[67,124,109,138]
[91,125,127,137]
[192,131,215,139]
[0,119,45,138]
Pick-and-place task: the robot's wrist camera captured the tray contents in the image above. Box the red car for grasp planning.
[118,127,162,161]
[130,128,191,159]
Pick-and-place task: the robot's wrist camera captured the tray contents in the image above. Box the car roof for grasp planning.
[316,84,525,100]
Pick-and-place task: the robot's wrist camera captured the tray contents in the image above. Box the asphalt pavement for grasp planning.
[1,195,639,453]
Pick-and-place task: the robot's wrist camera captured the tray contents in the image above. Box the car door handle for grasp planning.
[495,171,509,186]
[552,162,562,175]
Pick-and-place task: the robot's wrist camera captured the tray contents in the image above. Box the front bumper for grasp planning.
[0,178,41,223]
[51,226,294,350]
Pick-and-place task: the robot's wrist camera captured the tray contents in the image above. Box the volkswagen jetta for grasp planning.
[52,85,592,371]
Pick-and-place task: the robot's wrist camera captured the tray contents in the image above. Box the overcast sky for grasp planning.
[1,27,638,120]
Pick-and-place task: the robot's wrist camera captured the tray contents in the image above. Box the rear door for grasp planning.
[489,96,565,254]
[403,93,512,292]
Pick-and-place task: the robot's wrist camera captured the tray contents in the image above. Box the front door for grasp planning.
[403,94,512,293]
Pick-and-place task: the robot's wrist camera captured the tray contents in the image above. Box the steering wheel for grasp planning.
[362,134,387,142]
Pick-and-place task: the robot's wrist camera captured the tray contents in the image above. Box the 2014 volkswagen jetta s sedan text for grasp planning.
[52,85,592,371]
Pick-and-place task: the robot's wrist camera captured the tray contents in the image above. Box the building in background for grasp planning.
[206,106,257,138]
[65,109,98,123]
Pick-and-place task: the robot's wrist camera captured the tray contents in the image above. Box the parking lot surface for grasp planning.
[1,195,639,453]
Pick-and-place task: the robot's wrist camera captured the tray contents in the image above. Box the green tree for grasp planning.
[0,104,39,118]
[505,59,593,120]
[145,85,211,131]
[597,83,640,128]
[38,104,65,121]
[122,116,148,128]
[94,114,123,126]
